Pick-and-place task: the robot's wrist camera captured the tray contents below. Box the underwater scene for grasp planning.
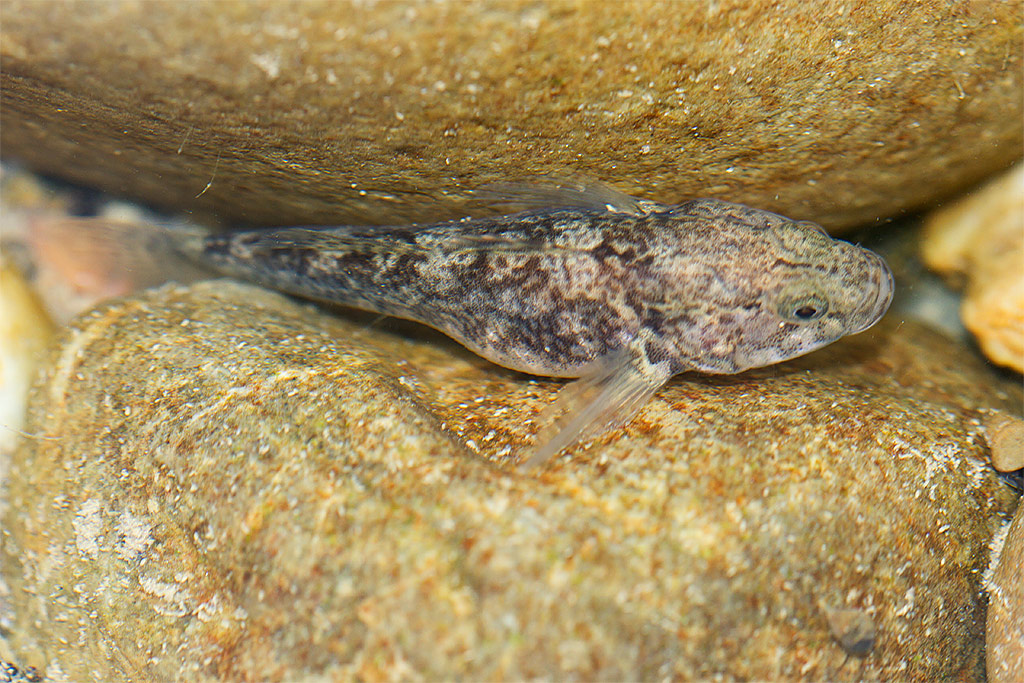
[1,2,1021,681]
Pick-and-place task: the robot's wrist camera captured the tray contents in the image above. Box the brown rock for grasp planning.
[0,262,55,455]
[2,280,1019,680]
[0,163,62,456]
[1,1,1021,232]
[922,163,1024,372]
[0,165,62,671]
[985,411,1024,473]
[986,504,1024,683]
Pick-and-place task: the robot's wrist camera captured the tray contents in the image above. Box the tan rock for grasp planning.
[0,262,55,455]
[0,163,62,457]
[986,504,1024,683]
[3,280,1019,680]
[0,165,61,671]
[1,1,1021,232]
[984,411,1024,472]
[922,164,1024,372]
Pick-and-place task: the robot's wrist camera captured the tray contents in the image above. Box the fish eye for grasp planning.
[777,289,829,323]
[794,304,821,320]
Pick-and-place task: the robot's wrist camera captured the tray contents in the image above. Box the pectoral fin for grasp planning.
[518,342,673,470]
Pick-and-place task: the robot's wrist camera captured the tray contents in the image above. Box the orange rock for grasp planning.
[986,504,1024,683]
[984,411,1024,472]
[922,164,1024,372]
[3,281,1019,681]
[0,261,55,452]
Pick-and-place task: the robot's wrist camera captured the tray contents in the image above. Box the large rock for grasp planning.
[3,280,1018,680]
[0,262,54,455]
[987,503,1024,683]
[922,163,1024,373]
[1,1,1021,232]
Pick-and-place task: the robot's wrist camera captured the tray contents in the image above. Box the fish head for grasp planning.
[657,214,893,374]
[727,220,894,372]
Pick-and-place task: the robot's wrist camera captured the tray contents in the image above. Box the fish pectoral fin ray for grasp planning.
[518,343,673,470]
[475,176,669,216]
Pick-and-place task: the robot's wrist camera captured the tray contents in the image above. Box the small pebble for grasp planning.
[984,411,1024,472]
[826,607,877,657]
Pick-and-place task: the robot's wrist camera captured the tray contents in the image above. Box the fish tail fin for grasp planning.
[10,212,214,322]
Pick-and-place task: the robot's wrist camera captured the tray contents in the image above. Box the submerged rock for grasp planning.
[1,1,1021,231]
[922,163,1024,373]
[0,262,54,455]
[986,503,1024,683]
[3,280,1019,680]
[984,411,1024,473]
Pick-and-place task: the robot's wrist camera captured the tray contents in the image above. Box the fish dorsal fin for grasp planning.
[223,223,593,257]
[474,177,669,217]
[220,225,425,257]
[518,335,674,469]
[220,177,665,257]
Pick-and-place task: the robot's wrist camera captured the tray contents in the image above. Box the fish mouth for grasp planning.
[852,252,894,333]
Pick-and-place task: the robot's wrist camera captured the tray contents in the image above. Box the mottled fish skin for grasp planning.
[197,200,891,376]
[187,193,893,466]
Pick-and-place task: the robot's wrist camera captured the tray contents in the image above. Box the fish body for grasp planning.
[196,200,891,379]
[184,193,893,466]
[22,184,893,466]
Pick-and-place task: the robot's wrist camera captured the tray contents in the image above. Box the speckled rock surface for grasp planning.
[0,264,54,683]
[3,280,1019,681]
[986,503,1024,683]
[1,0,1021,232]
[922,163,1024,372]
[0,262,54,455]
[984,411,1024,473]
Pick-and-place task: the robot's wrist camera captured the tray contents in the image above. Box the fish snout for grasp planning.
[852,252,894,333]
